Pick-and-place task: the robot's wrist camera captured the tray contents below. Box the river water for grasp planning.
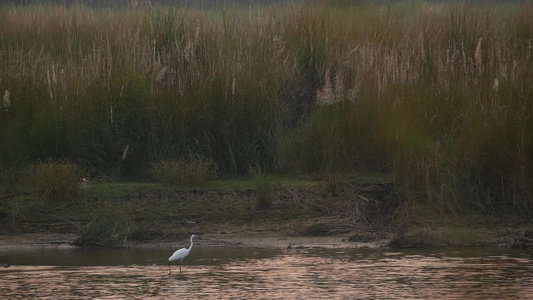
[1,246,532,299]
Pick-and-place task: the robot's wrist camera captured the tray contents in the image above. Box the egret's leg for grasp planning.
[168,262,171,276]
[179,261,182,276]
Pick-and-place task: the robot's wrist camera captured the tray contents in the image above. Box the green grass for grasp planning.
[1,171,529,248]
[0,2,531,216]
[2,175,384,246]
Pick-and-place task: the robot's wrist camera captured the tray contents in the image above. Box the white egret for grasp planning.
[168,234,195,276]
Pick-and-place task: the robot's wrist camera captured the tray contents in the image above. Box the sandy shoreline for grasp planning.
[0,230,387,250]
[2,223,533,250]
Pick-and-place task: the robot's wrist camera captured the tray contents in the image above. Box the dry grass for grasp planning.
[150,157,217,185]
[30,159,80,201]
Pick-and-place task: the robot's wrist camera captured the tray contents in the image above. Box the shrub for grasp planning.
[30,159,80,201]
[73,203,135,247]
[150,157,217,185]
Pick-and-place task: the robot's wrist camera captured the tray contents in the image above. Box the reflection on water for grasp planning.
[1,247,532,299]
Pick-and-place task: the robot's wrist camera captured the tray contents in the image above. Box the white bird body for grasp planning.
[168,234,195,276]
[169,248,190,262]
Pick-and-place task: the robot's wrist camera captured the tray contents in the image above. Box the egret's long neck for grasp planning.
[188,236,194,251]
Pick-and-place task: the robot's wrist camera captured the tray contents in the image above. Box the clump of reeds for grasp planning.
[253,169,274,210]
[73,202,136,247]
[150,157,217,185]
[30,159,80,201]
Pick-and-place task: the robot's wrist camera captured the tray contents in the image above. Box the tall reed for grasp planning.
[0,2,531,213]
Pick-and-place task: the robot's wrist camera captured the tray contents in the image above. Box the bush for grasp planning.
[73,203,135,247]
[30,159,80,201]
[150,157,217,185]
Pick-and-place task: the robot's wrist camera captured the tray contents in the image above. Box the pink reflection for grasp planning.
[1,253,532,299]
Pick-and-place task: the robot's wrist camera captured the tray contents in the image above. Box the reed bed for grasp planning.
[1,2,531,214]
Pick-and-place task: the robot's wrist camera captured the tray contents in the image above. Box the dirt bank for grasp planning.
[2,219,532,250]
[1,176,532,249]
[0,217,388,250]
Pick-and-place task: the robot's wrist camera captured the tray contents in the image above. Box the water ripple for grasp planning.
[1,248,532,299]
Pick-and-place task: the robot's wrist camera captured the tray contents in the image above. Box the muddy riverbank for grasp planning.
[1,176,532,249]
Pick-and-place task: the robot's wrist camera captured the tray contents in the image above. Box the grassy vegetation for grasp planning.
[1,175,395,246]
[0,1,532,227]
[3,171,528,248]
[150,156,217,185]
[254,171,274,210]
[30,159,81,201]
